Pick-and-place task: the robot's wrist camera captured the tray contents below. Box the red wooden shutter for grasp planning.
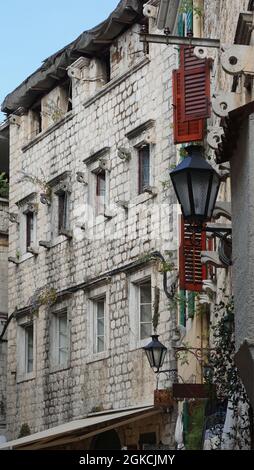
[180,46,211,122]
[172,69,204,144]
[179,218,207,292]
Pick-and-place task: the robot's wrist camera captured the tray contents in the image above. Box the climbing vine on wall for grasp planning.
[208,295,250,448]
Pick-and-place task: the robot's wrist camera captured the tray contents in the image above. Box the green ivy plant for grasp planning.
[29,286,57,314]
[208,295,250,449]
[179,0,203,18]
[18,170,51,199]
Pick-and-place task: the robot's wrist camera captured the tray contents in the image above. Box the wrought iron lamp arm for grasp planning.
[155,368,184,389]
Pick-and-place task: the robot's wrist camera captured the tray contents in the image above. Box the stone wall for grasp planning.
[6,20,179,440]
[0,197,8,435]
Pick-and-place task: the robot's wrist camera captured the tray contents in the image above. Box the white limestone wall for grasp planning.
[6,22,179,440]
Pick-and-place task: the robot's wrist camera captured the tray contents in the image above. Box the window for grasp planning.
[96,170,106,216]
[58,191,68,233]
[94,298,105,353]
[129,270,153,349]
[25,324,34,373]
[26,212,34,250]
[51,310,69,369]
[32,102,42,136]
[138,145,150,194]
[17,318,36,381]
[139,280,152,340]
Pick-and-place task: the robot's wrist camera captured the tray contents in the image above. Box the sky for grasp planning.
[0,0,120,121]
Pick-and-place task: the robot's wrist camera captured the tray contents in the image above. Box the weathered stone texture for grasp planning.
[6,22,178,439]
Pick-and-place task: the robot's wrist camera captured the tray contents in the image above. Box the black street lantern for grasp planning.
[143,335,167,372]
[170,145,221,224]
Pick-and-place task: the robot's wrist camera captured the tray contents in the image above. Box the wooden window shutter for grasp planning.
[172,69,204,144]
[180,46,211,122]
[179,217,207,292]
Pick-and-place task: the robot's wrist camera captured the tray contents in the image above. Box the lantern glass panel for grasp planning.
[207,172,221,219]
[190,170,211,218]
[172,171,191,217]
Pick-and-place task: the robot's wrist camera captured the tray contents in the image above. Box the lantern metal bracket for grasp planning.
[174,346,215,364]
[204,225,232,237]
[155,369,184,388]
[139,32,221,49]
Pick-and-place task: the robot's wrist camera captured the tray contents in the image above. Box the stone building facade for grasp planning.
[1,0,253,451]
[0,196,8,438]
[1,0,180,448]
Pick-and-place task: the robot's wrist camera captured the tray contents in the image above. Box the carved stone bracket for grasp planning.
[201,250,229,268]
[213,201,232,220]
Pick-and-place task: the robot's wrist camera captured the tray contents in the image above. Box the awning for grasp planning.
[0,405,159,450]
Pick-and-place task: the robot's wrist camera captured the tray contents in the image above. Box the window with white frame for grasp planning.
[129,269,153,348]
[138,145,150,194]
[93,298,105,354]
[88,286,108,360]
[17,318,36,381]
[139,280,152,340]
[50,309,69,369]
[25,324,34,373]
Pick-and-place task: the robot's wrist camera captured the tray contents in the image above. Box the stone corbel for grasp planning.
[213,201,232,220]
[67,57,91,81]
[59,229,73,240]
[193,46,214,61]
[202,279,217,294]
[117,147,132,161]
[27,245,39,256]
[27,202,38,214]
[99,158,111,172]
[76,171,88,184]
[39,240,51,250]
[9,213,19,224]
[201,251,225,268]
[221,44,254,76]
[201,251,229,268]
[9,114,21,127]
[116,200,129,210]
[104,209,114,220]
[212,92,244,118]
[207,126,224,150]
[40,193,51,206]
[198,293,212,305]
[143,186,158,197]
[139,128,156,146]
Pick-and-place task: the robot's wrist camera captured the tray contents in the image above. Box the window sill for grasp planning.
[50,235,69,247]
[18,252,35,264]
[16,372,36,383]
[130,191,157,206]
[21,111,74,153]
[49,365,70,374]
[86,351,109,364]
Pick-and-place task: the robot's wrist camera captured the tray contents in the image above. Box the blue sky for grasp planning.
[0,0,119,121]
